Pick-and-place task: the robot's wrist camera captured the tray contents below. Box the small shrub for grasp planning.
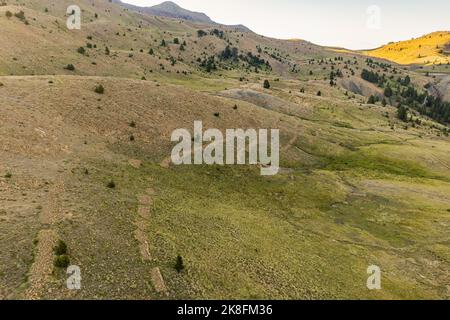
[214,112,220,118]
[129,121,136,128]
[5,172,12,179]
[107,180,116,189]
[14,11,25,21]
[233,104,238,110]
[94,84,104,94]
[65,64,75,71]
[54,255,70,268]
[129,135,135,141]
[5,10,12,18]
[77,47,86,55]
[54,240,67,256]
[175,255,185,273]
[263,80,270,89]
[317,91,322,96]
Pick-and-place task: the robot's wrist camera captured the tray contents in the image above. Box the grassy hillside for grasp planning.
[0,0,449,300]
[364,31,450,65]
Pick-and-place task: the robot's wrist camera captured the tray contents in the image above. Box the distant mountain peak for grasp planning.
[115,0,213,24]
[116,1,251,31]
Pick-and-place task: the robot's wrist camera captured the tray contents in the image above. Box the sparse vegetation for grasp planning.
[54,240,68,256]
[65,64,75,71]
[1,2,449,301]
[175,255,185,273]
[54,255,70,269]
[14,11,25,21]
[94,85,104,94]
[77,47,86,55]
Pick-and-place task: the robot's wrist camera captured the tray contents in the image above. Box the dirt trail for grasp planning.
[132,171,168,297]
[24,229,58,299]
[23,175,66,299]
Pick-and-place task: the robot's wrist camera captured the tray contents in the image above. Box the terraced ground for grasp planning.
[0,0,449,300]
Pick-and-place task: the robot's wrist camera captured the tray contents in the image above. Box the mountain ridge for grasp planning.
[363,31,450,65]
[115,0,251,32]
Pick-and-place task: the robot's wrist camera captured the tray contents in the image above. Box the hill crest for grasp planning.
[363,31,450,65]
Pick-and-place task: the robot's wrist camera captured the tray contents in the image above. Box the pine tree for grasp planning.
[384,86,393,98]
[397,105,409,122]
[175,255,185,273]
[368,95,376,104]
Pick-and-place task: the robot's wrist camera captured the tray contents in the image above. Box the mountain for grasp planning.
[363,31,450,65]
[124,1,213,24]
[115,1,251,31]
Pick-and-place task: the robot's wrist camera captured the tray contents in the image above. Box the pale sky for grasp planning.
[122,0,450,50]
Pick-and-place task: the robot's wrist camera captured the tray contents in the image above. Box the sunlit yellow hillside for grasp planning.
[364,31,450,65]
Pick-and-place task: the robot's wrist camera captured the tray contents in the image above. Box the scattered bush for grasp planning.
[317,91,322,96]
[107,180,116,189]
[5,10,12,18]
[94,84,104,94]
[54,240,68,256]
[214,112,220,118]
[65,64,75,71]
[368,95,377,104]
[197,30,207,37]
[5,172,12,179]
[175,255,185,273]
[263,80,270,89]
[77,46,86,55]
[14,11,25,21]
[397,105,409,122]
[129,121,136,128]
[54,255,70,268]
